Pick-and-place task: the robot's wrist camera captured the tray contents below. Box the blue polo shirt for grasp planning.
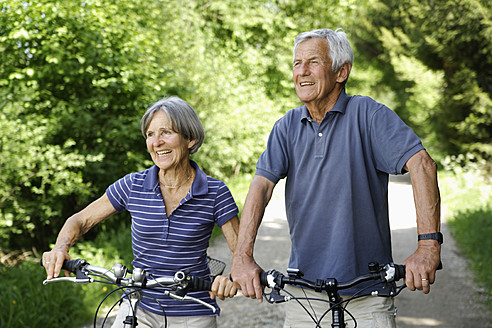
[106,160,238,316]
[256,89,423,295]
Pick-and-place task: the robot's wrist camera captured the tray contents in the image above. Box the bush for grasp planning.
[0,260,89,327]
[448,208,492,303]
[440,165,492,305]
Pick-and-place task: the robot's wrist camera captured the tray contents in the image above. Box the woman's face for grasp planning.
[145,110,195,171]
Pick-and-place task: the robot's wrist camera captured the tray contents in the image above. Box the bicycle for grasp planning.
[41,257,226,328]
[259,261,433,328]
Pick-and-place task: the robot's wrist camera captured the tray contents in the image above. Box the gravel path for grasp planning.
[208,176,492,328]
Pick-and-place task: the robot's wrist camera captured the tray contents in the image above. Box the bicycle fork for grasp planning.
[122,290,141,328]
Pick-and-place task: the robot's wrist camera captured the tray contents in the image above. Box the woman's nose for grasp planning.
[151,135,164,147]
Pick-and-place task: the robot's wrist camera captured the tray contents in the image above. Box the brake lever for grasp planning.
[164,291,216,312]
[43,276,93,285]
[263,288,291,304]
[43,267,93,285]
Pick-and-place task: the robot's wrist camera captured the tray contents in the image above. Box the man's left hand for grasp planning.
[403,240,441,294]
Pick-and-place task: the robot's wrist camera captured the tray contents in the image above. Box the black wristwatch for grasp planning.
[418,232,443,244]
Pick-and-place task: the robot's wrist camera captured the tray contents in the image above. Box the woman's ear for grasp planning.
[188,139,196,150]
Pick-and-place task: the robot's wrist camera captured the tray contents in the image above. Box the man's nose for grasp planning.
[299,62,310,74]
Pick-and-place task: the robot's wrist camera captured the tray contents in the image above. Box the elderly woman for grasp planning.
[42,96,239,328]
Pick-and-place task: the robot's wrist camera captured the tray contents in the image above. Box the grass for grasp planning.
[0,260,90,327]
[0,222,133,327]
[439,168,492,306]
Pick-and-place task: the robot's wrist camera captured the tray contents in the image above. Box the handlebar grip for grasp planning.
[190,276,212,292]
[259,272,269,286]
[393,264,406,281]
[40,258,87,273]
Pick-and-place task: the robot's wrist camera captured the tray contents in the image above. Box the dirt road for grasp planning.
[209,176,492,327]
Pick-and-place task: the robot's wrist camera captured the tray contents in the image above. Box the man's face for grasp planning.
[293,38,340,106]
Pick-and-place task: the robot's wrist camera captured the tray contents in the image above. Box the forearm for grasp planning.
[403,150,441,293]
[51,215,88,253]
[407,150,441,234]
[234,175,275,259]
[221,216,239,254]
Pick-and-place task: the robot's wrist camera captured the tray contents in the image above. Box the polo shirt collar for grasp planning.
[143,160,208,196]
[301,88,351,121]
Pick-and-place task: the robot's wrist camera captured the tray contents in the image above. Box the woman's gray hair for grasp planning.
[293,28,354,74]
[140,96,205,154]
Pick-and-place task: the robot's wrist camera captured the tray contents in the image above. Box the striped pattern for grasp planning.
[106,161,238,317]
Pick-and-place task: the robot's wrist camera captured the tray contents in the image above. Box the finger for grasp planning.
[209,291,215,300]
[405,270,416,291]
[43,253,54,279]
[223,281,237,298]
[253,273,263,302]
[428,268,437,284]
[245,278,258,299]
[53,257,65,278]
[217,278,227,301]
[421,277,431,294]
[210,277,221,299]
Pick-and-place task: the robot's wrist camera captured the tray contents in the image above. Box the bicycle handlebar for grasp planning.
[260,262,405,295]
[40,258,212,291]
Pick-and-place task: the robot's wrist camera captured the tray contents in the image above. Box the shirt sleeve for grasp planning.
[369,105,424,174]
[213,182,239,227]
[255,119,290,183]
[105,173,133,212]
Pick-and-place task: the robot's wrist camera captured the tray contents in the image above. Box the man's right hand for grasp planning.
[42,249,71,280]
[230,255,264,302]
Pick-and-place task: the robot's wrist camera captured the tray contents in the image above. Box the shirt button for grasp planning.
[318,132,323,137]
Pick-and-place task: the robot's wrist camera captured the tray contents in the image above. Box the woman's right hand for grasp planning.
[42,249,72,280]
[210,274,238,301]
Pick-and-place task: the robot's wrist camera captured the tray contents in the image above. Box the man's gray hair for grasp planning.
[140,96,205,154]
[294,28,354,73]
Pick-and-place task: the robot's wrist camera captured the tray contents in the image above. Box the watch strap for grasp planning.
[418,232,443,244]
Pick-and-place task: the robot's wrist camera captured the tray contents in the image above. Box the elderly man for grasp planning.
[231,28,441,327]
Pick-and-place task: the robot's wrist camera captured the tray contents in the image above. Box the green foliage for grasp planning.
[0,0,362,252]
[440,166,492,304]
[350,0,492,166]
[0,260,90,327]
[448,207,492,303]
[0,222,133,327]
[0,102,101,250]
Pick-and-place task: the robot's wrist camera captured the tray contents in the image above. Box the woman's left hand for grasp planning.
[210,274,238,300]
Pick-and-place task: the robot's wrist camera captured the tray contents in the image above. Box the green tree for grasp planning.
[351,0,492,165]
[0,0,368,252]
[0,0,190,250]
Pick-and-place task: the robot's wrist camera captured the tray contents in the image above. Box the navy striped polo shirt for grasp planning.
[106,160,238,316]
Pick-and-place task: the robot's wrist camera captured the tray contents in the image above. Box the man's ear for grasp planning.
[188,139,196,149]
[336,62,351,84]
